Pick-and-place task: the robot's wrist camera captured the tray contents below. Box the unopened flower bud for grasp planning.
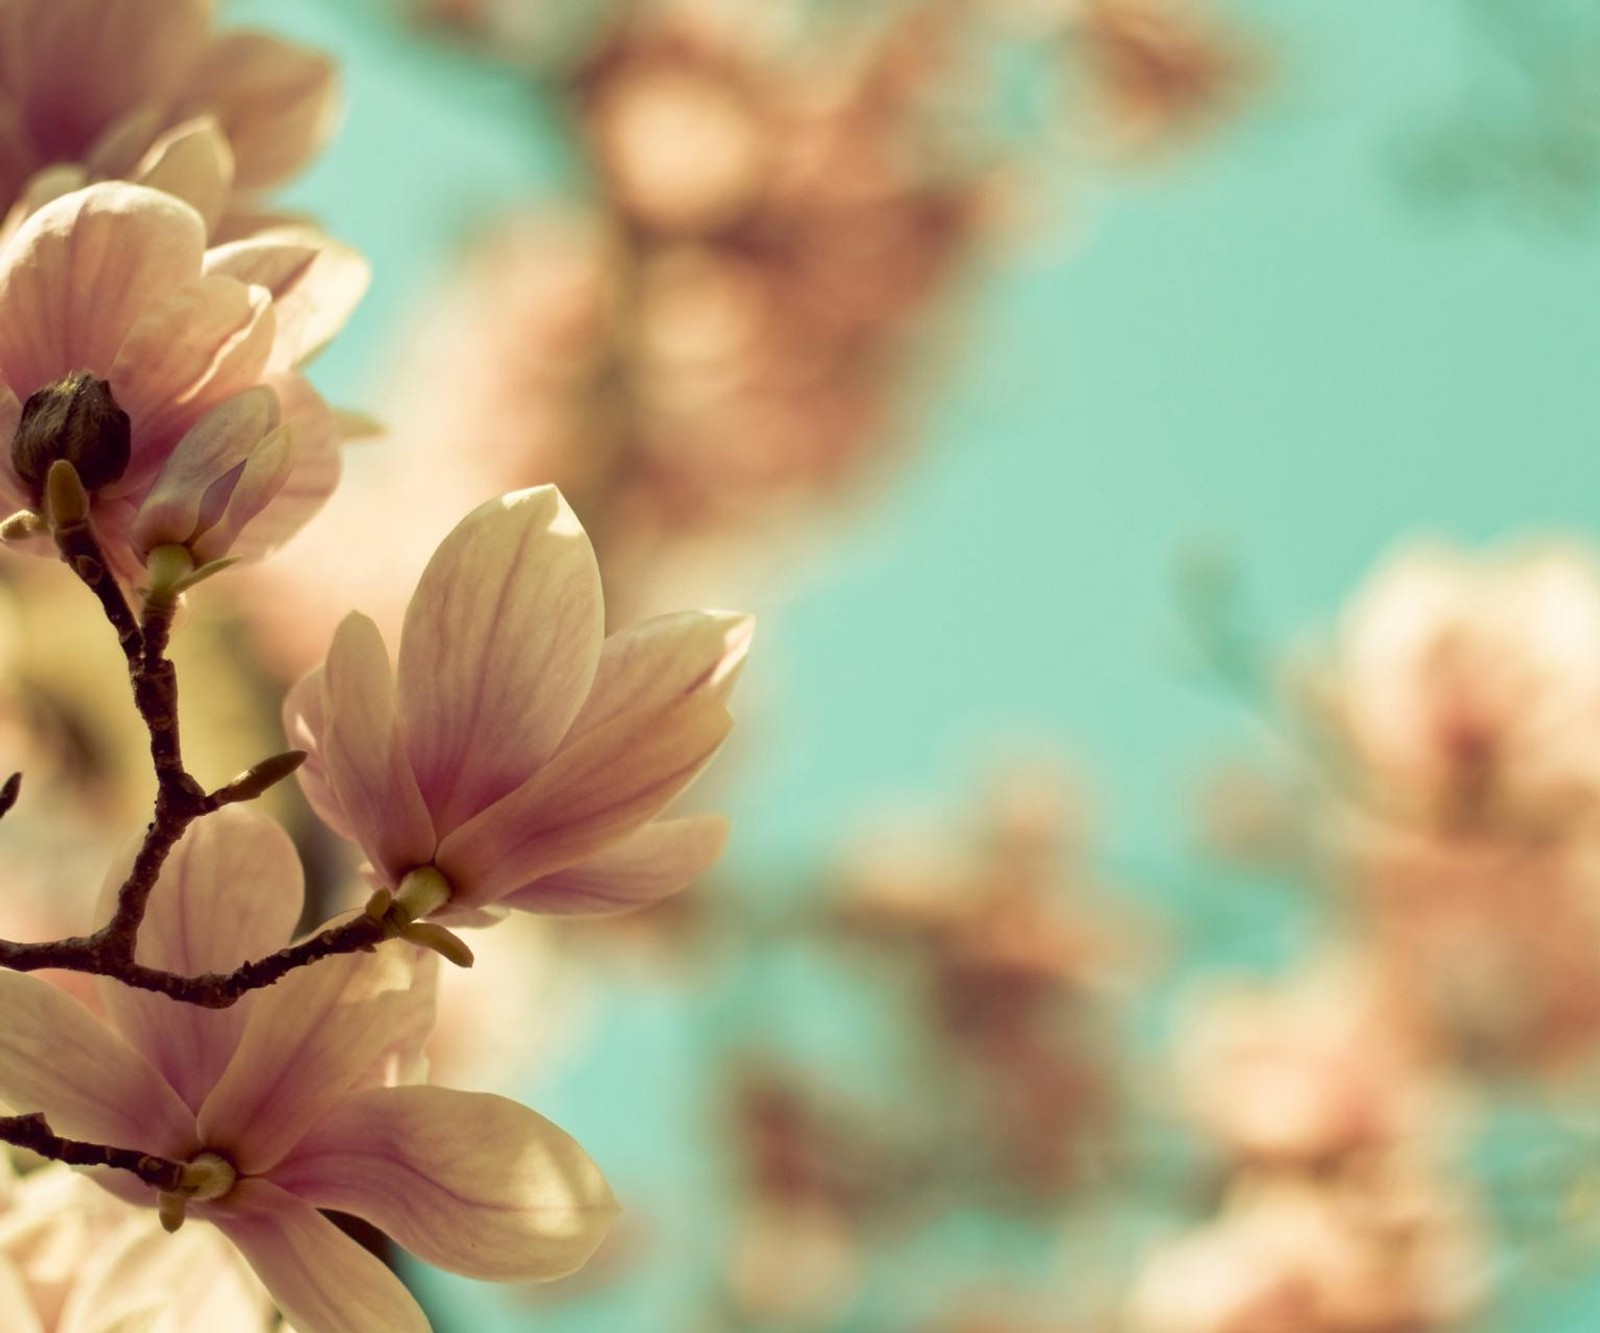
[11,371,131,498]
[213,750,308,805]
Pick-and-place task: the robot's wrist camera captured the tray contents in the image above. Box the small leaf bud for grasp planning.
[43,459,90,532]
[212,750,308,805]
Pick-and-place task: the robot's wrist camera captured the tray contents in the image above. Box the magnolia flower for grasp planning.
[0,806,616,1333]
[0,0,337,234]
[1126,1169,1485,1333]
[0,183,363,581]
[285,485,750,927]
[1174,959,1457,1167]
[1353,826,1600,1072]
[1305,541,1600,835]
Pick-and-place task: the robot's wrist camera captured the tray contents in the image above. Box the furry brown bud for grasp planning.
[11,372,131,497]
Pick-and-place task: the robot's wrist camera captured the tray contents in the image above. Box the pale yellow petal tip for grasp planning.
[718,612,756,656]
[493,483,579,527]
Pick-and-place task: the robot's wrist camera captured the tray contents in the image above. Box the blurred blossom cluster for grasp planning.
[1159,538,1600,1329]
[248,0,1252,660]
[828,766,1128,1205]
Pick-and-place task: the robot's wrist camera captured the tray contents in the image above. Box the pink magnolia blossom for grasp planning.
[1304,541,1600,835]
[0,0,338,233]
[284,485,750,925]
[0,806,616,1333]
[1126,1168,1485,1333]
[1174,959,1459,1168]
[0,183,363,580]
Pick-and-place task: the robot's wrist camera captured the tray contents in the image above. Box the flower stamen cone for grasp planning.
[159,1150,239,1234]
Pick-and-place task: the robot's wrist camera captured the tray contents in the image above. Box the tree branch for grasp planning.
[0,912,391,1008]
[0,1112,186,1192]
[5,472,390,1005]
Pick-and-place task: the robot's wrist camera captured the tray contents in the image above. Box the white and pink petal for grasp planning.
[94,808,305,1114]
[269,1086,617,1282]
[0,971,194,1157]
[435,696,732,909]
[0,184,205,399]
[316,613,436,880]
[565,610,753,744]
[502,814,729,917]
[204,1178,429,1333]
[173,32,338,192]
[396,487,605,836]
[196,942,417,1175]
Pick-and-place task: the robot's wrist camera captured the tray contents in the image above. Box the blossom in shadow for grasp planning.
[0,0,338,235]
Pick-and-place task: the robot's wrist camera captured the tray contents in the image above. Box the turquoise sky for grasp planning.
[229,1,1600,1328]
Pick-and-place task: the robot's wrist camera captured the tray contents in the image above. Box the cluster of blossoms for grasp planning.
[651,769,1136,1329]
[1276,542,1600,1073]
[243,0,1252,672]
[831,766,1125,1204]
[1127,961,1486,1332]
[1159,538,1600,1327]
[0,3,748,1330]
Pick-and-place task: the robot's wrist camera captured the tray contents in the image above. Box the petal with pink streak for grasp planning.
[191,423,296,563]
[271,1086,616,1282]
[504,814,730,916]
[2,0,207,164]
[319,613,436,879]
[197,942,416,1175]
[436,697,732,909]
[205,233,369,370]
[282,665,355,842]
[224,374,341,562]
[565,610,753,744]
[205,1178,428,1333]
[108,272,275,464]
[174,33,338,191]
[129,116,235,235]
[0,184,204,397]
[0,971,193,1158]
[131,385,277,554]
[94,808,305,1115]
[397,487,605,836]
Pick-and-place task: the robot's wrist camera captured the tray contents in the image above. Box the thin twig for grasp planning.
[0,487,396,1005]
[0,1112,186,1192]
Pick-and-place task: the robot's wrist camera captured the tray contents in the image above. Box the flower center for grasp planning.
[364,865,475,969]
[157,1150,238,1234]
